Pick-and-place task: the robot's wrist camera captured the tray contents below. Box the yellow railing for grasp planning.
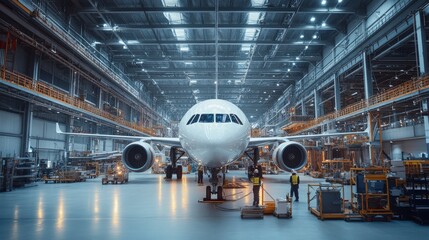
[0,68,156,136]
[285,75,429,134]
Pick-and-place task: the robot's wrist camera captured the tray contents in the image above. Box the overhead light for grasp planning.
[287,68,291,72]
[305,45,309,49]
[338,0,343,2]
[322,21,326,27]
[292,62,296,66]
[312,34,317,39]
[276,83,280,86]
[185,62,193,65]
[161,91,164,94]
[123,45,128,49]
[127,40,139,44]
[351,92,358,96]
[300,34,304,39]
[321,0,327,5]
[118,40,125,45]
[310,16,316,22]
[180,45,189,52]
[189,80,197,85]
[295,56,300,60]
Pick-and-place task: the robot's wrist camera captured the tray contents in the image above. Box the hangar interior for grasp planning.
[1,0,429,236]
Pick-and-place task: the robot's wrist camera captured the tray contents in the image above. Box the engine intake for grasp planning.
[272,141,307,172]
[122,141,155,172]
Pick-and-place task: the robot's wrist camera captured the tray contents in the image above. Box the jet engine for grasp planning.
[272,141,307,172]
[122,141,155,172]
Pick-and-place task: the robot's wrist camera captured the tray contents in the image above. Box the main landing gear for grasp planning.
[203,167,225,201]
[165,147,184,180]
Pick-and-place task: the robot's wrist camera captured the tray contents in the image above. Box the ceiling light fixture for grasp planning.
[322,22,326,27]
[312,34,317,39]
[300,34,304,39]
[310,16,316,22]
[321,0,327,5]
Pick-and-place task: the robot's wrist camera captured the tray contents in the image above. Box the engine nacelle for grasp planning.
[272,141,307,172]
[122,141,155,172]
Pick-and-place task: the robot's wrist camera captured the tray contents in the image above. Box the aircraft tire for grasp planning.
[176,165,183,179]
[206,186,211,200]
[217,186,223,200]
[166,165,173,179]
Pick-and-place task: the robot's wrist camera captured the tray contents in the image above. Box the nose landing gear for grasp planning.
[203,167,225,202]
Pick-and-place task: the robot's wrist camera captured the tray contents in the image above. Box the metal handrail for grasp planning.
[0,68,156,136]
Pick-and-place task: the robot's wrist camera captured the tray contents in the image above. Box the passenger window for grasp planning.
[191,114,200,124]
[216,114,231,123]
[199,114,214,123]
[186,115,195,125]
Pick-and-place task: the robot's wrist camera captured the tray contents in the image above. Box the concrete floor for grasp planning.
[0,171,426,240]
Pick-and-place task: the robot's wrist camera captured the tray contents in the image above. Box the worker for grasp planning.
[251,168,261,207]
[290,170,300,202]
[197,162,204,184]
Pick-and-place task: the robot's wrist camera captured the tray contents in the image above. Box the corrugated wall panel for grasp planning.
[0,110,22,134]
[0,136,21,157]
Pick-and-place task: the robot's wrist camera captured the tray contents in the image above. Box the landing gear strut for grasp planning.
[246,147,262,179]
[203,167,224,201]
[165,147,184,180]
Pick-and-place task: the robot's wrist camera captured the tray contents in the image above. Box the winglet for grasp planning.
[56,123,63,134]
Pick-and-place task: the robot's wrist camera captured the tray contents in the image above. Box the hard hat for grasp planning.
[254,169,259,174]
[291,170,297,174]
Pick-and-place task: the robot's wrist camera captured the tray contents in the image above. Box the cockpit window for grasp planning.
[191,114,200,124]
[216,114,231,123]
[186,114,195,125]
[199,114,214,123]
[230,114,243,125]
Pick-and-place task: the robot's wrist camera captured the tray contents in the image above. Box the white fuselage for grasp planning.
[178,99,251,168]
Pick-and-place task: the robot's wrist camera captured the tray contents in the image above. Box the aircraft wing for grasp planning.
[56,123,181,147]
[248,128,369,147]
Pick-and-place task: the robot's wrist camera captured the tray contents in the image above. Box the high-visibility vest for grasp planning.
[291,175,299,185]
[251,177,261,186]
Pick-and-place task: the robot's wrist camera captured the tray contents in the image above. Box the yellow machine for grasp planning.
[349,167,393,221]
[102,163,129,184]
[307,183,345,220]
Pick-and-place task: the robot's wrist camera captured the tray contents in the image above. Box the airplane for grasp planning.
[56,99,368,201]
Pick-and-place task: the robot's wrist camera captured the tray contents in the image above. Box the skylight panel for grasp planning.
[164,12,183,24]
[244,28,259,40]
[162,0,179,7]
[241,44,251,51]
[251,0,266,6]
[174,28,186,40]
[247,12,262,24]
[179,44,189,52]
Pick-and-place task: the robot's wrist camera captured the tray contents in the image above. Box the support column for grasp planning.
[333,73,341,111]
[367,112,375,166]
[415,10,429,76]
[415,9,429,155]
[22,102,33,155]
[423,99,429,155]
[301,101,306,116]
[32,51,40,81]
[313,89,321,118]
[362,51,373,100]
